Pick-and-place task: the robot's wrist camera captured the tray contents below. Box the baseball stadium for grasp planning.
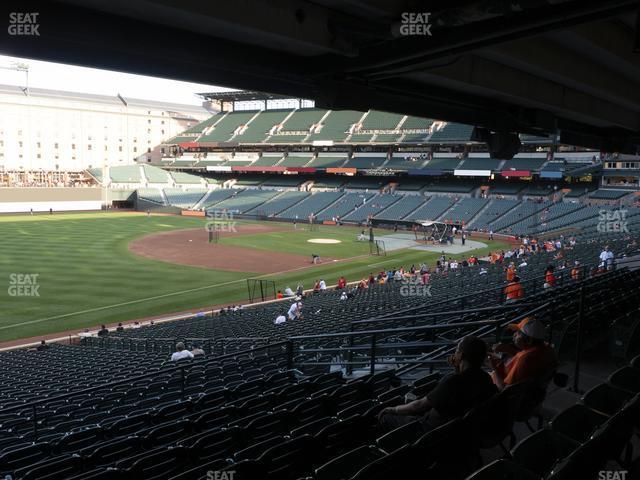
[0,1,640,480]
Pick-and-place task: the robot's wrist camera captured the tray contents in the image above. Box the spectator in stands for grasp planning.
[171,342,194,362]
[599,246,614,270]
[358,278,368,289]
[97,325,109,337]
[275,313,287,325]
[319,279,327,291]
[506,263,516,282]
[296,284,304,296]
[368,272,375,285]
[191,343,205,357]
[276,290,284,299]
[284,286,295,297]
[288,301,302,320]
[313,280,321,293]
[490,317,556,389]
[337,276,347,289]
[132,322,141,329]
[36,340,49,351]
[571,261,581,281]
[544,265,556,288]
[378,336,497,432]
[504,276,524,303]
[116,322,124,332]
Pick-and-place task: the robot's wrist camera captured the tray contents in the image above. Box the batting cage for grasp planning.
[370,218,457,244]
[369,239,386,256]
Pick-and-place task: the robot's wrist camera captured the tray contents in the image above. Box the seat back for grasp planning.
[85,436,142,467]
[258,434,318,480]
[188,426,244,462]
[127,446,189,480]
[315,445,384,480]
[17,454,83,480]
[376,419,424,453]
[510,429,579,477]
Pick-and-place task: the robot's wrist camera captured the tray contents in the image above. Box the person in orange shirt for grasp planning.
[570,261,581,281]
[571,260,582,280]
[504,276,524,302]
[276,290,284,299]
[490,317,557,389]
[544,265,556,288]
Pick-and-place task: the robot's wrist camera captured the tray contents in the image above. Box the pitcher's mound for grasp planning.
[307,238,342,244]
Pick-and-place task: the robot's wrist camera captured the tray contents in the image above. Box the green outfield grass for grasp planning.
[0,212,508,342]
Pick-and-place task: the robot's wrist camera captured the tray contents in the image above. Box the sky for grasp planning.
[0,55,233,106]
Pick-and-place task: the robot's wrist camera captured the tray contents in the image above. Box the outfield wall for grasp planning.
[0,187,103,213]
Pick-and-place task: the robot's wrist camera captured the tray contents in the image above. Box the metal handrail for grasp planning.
[395,301,552,375]
[351,302,540,326]
[289,308,549,341]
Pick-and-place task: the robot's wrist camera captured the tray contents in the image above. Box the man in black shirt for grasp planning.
[378,335,497,432]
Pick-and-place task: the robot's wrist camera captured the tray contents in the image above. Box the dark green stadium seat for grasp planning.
[465,459,541,480]
[510,429,579,477]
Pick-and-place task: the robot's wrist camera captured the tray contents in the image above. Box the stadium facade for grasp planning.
[0,84,211,185]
